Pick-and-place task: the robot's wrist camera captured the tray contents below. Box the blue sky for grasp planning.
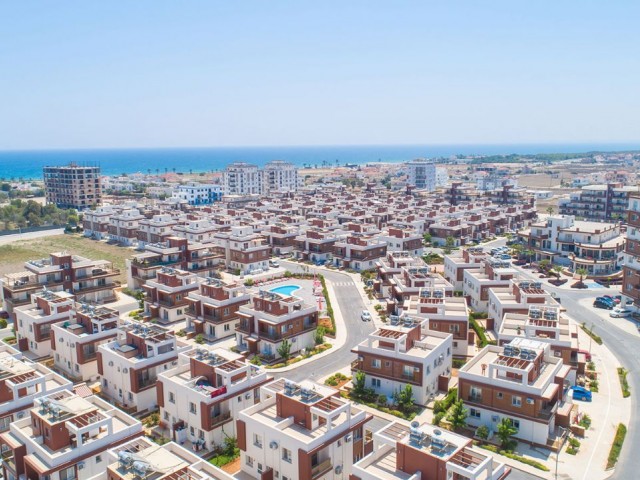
[1,1,639,149]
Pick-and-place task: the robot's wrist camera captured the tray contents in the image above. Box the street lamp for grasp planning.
[555,426,568,480]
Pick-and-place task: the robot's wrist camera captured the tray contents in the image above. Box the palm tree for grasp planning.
[546,206,554,215]
[496,418,518,450]
[446,400,468,431]
[552,265,564,279]
[576,267,588,285]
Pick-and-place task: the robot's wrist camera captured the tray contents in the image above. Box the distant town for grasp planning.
[0,151,639,480]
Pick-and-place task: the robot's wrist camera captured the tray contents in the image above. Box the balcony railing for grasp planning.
[467,395,482,403]
[211,411,232,426]
[311,459,333,479]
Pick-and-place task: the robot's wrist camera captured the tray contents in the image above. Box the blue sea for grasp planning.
[0,143,638,180]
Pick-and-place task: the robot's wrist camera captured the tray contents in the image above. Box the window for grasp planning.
[238,396,242,403]
[169,392,175,404]
[372,359,381,369]
[96,455,102,463]
[224,324,230,332]
[470,386,482,401]
[511,418,520,430]
[512,396,522,407]
[164,411,170,421]
[245,456,254,467]
[282,447,292,463]
[496,392,503,399]
[371,378,381,388]
[253,433,263,448]
[60,466,76,480]
[403,365,414,377]
[0,416,11,431]
[385,361,391,367]
[470,408,481,419]
[189,402,197,414]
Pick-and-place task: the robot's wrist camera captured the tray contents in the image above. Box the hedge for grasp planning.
[607,423,627,469]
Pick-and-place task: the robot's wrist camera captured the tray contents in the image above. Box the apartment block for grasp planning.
[402,287,470,356]
[352,420,509,480]
[185,277,249,341]
[237,379,373,480]
[108,208,146,246]
[351,318,453,405]
[171,183,222,206]
[1,252,120,320]
[458,338,574,447]
[136,214,177,247]
[263,160,300,193]
[97,322,190,412]
[294,228,342,263]
[142,268,201,325]
[82,204,118,240]
[157,347,271,452]
[405,159,436,192]
[236,290,319,362]
[222,162,263,196]
[559,183,638,221]
[14,290,75,357]
[43,163,101,209]
[333,234,387,271]
[518,215,625,277]
[443,247,487,291]
[0,390,142,480]
[51,303,120,382]
[214,225,271,275]
[487,279,555,332]
[379,227,424,256]
[0,344,72,431]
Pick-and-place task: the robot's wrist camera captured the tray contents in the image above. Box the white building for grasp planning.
[171,183,222,206]
[435,166,449,187]
[157,347,271,453]
[222,162,263,196]
[263,160,300,193]
[405,159,436,192]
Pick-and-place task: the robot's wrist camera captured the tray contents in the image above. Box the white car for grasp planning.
[269,260,280,268]
[361,310,372,321]
[610,306,632,318]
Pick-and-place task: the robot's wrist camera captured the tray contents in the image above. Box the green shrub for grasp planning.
[0,319,7,329]
[194,334,205,344]
[607,424,627,469]
[578,414,591,430]
[476,425,489,440]
[452,358,467,369]
[568,437,581,448]
[618,367,631,398]
[566,446,578,455]
[433,411,445,426]
[477,445,549,471]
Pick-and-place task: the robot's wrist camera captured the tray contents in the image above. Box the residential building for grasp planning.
[237,379,373,480]
[236,290,318,362]
[108,208,146,246]
[518,215,625,277]
[405,159,436,192]
[379,227,424,256]
[622,193,640,305]
[352,420,509,480]
[157,347,271,452]
[172,183,222,206]
[0,390,142,480]
[1,252,120,320]
[458,338,574,447]
[214,226,271,275]
[0,344,72,431]
[559,183,638,221]
[443,247,487,291]
[333,234,387,271]
[43,163,102,209]
[97,322,190,412]
[14,289,75,357]
[223,162,262,196]
[351,317,453,405]
[435,166,449,187]
[487,279,555,332]
[463,258,517,312]
[82,204,118,240]
[403,287,470,356]
[136,214,177,247]
[293,228,342,263]
[263,160,300,193]
[185,277,250,341]
[106,437,234,480]
[142,268,201,325]
[51,303,120,382]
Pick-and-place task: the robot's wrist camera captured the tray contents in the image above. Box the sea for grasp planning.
[0,143,638,180]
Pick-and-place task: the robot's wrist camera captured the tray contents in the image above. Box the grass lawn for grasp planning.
[208,448,240,467]
[0,234,134,284]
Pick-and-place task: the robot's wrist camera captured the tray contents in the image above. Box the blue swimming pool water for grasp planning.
[270,285,301,296]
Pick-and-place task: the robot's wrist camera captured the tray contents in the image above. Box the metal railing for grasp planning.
[311,459,332,479]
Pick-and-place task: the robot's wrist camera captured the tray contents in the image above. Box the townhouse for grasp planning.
[236,290,319,362]
[142,268,201,325]
[136,213,177,247]
[294,228,342,264]
[333,233,388,271]
[519,215,625,277]
[51,303,120,382]
[0,390,143,480]
[214,225,271,275]
[108,208,145,246]
[352,420,509,480]
[463,257,517,312]
[14,290,75,357]
[351,317,453,405]
[0,344,71,432]
[402,287,471,356]
[1,252,120,320]
[443,247,487,291]
[379,227,424,256]
[487,279,556,332]
[157,347,271,452]
[82,204,119,240]
[458,338,574,447]
[97,322,190,412]
[185,277,250,341]
[237,379,373,480]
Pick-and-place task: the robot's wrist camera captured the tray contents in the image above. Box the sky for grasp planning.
[1,1,639,150]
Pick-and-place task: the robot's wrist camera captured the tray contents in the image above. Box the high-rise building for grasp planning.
[405,159,436,191]
[222,162,262,196]
[43,163,102,209]
[263,160,300,193]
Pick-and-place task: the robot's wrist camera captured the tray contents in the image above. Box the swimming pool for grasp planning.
[270,284,301,296]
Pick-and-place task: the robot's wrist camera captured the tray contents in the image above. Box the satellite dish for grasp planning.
[410,420,420,429]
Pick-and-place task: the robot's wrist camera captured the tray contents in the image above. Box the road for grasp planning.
[274,261,375,383]
[0,227,65,246]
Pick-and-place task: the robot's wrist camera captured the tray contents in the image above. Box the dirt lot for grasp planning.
[0,234,133,283]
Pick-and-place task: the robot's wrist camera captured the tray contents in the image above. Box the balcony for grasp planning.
[211,411,232,427]
[467,395,482,403]
[236,323,251,334]
[351,359,361,371]
[538,402,558,420]
[311,459,333,479]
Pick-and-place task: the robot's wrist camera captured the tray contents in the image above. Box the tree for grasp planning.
[352,371,367,397]
[277,339,292,364]
[423,233,432,245]
[510,243,523,258]
[576,267,588,285]
[393,384,414,413]
[523,249,535,264]
[539,259,551,273]
[552,265,564,279]
[446,399,468,431]
[444,236,455,254]
[546,206,554,215]
[313,327,325,345]
[496,418,518,450]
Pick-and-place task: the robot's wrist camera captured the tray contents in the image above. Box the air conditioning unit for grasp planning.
[335,465,343,474]
[526,398,534,405]
[16,412,25,419]
[269,441,279,450]
[344,434,352,443]
[123,368,129,374]
[245,392,252,400]
[78,462,85,470]
[108,361,114,367]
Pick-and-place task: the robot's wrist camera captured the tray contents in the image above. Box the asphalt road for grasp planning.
[0,227,65,246]
[274,261,376,383]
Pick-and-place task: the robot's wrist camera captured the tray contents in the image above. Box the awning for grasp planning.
[542,383,559,400]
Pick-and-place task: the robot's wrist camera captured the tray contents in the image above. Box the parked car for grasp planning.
[269,260,280,268]
[361,310,372,321]
[593,298,614,310]
[570,385,593,402]
[577,349,592,361]
[603,295,621,304]
[595,296,615,306]
[610,306,633,318]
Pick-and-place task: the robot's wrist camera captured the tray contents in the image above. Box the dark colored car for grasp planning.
[595,296,615,306]
[593,299,613,310]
